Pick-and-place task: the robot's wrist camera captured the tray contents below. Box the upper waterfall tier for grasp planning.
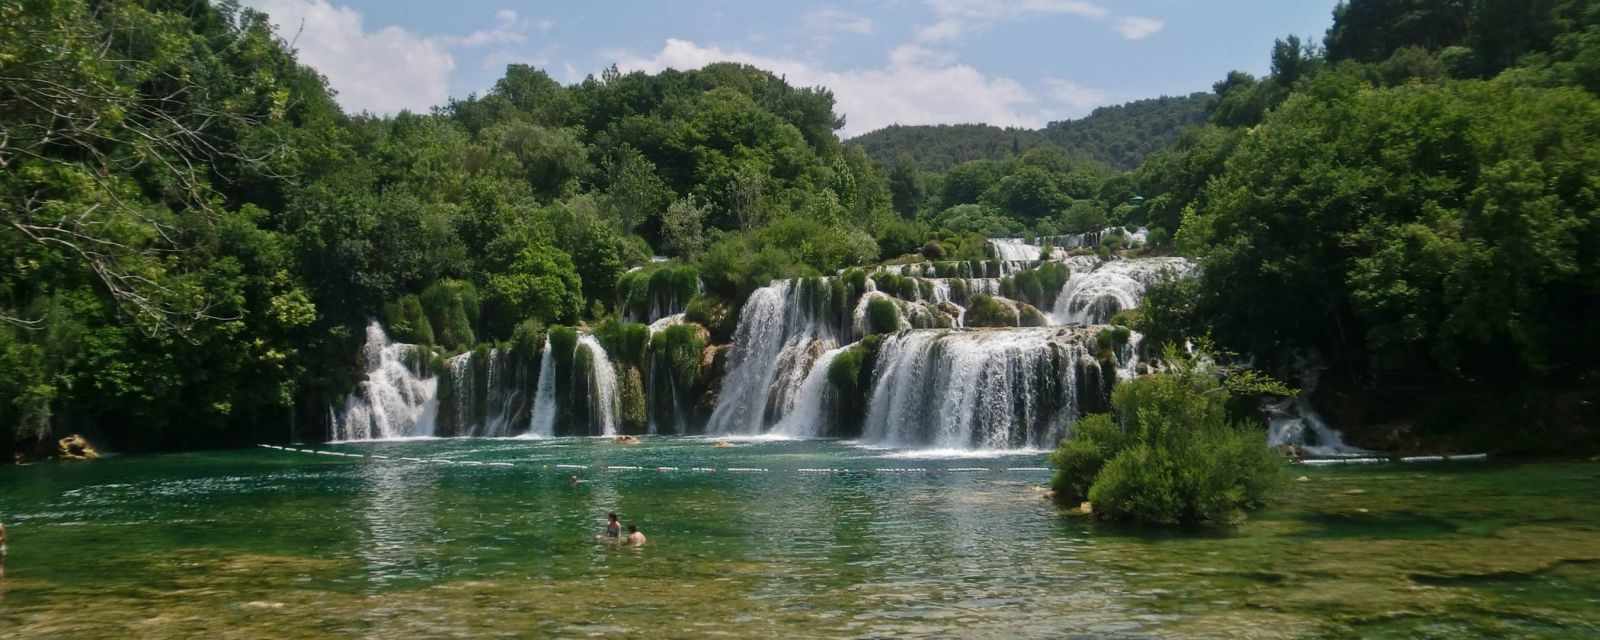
[1051,257,1194,325]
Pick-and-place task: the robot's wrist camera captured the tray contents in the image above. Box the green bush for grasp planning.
[1050,350,1286,526]
[964,294,1018,327]
[1049,414,1130,504]
[384,294,435,345]
[420,279,479,352]
[655,324,706,390]
[684,294,736,342]
[594,319,651,368]
[1019,304,1049,327]
[866,297,900,335]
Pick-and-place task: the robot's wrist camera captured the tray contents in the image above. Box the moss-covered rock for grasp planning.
[964,294,1020,328]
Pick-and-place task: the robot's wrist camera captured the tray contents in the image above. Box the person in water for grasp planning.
[626,524,646,546]
[604,512,622,539]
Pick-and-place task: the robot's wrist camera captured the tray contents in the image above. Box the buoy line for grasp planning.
[254,444,1053,475]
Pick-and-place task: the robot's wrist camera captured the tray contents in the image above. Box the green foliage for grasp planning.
[420,280,479,352]
[385,295,435,345]
[594,320,651,369]
[850,95,1213,172]
[684,294,737,343]
[1050,351,1286,526]
[1182,73,1600,383]
[963,295,1018,328]
[655,324,707,391]
[866,297,901,335]
[698,216,876,301]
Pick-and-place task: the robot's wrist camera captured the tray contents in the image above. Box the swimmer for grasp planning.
[712,440,733,448]
[626,524,646,546]
[604,512,622,539]
[568,474,581,487]
[614,435,640,445]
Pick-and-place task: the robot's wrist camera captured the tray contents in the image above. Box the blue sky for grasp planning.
[244,1,1339,137]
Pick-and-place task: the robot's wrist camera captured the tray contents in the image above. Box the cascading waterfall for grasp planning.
[576,334,622,436]
[527,338,557,438]
[860,328,1099,450]
[1051,257,1193,325]
[333,322,438,441]
[706,279,843,434]
[769,346,849,438]
[1265,367,1370,457]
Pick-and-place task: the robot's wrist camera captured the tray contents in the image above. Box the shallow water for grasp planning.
[0,439,1596,638]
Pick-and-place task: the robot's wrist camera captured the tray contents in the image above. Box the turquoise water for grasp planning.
[1,438,1597,638]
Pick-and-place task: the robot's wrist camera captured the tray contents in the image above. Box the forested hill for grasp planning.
[848,93,1213,172]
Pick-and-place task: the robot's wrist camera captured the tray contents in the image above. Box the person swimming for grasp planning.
[604,512,621,539]
[626,524,646,546]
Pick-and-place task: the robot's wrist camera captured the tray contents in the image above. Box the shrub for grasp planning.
[655,324,706,390]
[1019,304,1049,327]
[1050,349,1286,527]
[594,319,651,368]
[920,241,946,260]
[964,294,1018,327]
[384,294,435,345]
[421,279,479,351]
[866,297,900,335]
[684,294,736,342]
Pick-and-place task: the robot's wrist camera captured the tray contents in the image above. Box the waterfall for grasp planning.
[527,338,557,437]
[769,346,849,438]
[1264,367,1371,458]
[861,328,1094,450]
[707,279,843,434]
[577,334,622,436]
[333,322,438,441]
[1051,257,1193,325]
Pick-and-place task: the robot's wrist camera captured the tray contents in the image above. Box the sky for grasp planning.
[241,0,1340,138]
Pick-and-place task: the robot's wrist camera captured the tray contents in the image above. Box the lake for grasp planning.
[1,438,1596,638]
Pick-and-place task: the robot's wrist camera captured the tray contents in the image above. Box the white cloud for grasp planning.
[805,8,874,35]
[918,0,1164,43]
[919,0,1108,42]
[1115,16,1164,41]
[245,0,454,114]
[1045,79,1107,111]
[613,39,1111,137]
[453,9,531,48]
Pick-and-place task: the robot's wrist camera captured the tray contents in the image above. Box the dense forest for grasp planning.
[848,93,1213,173]
[3,0,1598,459]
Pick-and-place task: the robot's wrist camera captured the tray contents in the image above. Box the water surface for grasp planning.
[0,439,1596,638]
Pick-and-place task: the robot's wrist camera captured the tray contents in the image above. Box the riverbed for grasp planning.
[1,438,1596,638]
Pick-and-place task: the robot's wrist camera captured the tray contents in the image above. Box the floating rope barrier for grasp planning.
[256,444,1060,476]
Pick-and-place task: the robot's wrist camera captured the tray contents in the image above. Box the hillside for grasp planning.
[849,93,1214,172]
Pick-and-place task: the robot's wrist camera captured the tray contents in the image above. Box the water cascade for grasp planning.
[435,348,535,438]
[575,334,622,436]
[861,328,1107,449]
[1264,367,1371,458]
[333,322,438,441]
[527,338,557,437]
[706,278,850,434]
[1051,257,1194,325]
